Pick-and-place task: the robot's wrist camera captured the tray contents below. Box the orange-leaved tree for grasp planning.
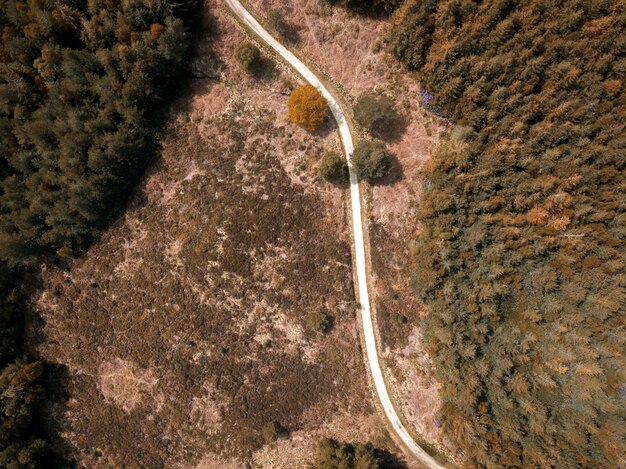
[288,84,328,131]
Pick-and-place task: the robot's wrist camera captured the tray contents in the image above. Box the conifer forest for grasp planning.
[0,0,195,464]
[382,0,625,466]
[1,0,624,467]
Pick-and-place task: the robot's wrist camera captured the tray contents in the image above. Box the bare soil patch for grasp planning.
[29,2,395,467]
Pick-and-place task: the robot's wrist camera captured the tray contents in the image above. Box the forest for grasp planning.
[2,0,624,466]
[0,0,196,464]
[345,0,625,467]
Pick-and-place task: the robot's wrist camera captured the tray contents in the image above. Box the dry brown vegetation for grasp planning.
[246,0,454,460]
[27,2,400,467]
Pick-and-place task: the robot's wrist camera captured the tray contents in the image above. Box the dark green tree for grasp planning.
[235,42,261,73]
[0,0,195,265]
[351,141,390,182]
[0,359,48,468]
[353,92,398,138]
[314,438,388,469]
[375,0,626,466]
[319,152,348,184]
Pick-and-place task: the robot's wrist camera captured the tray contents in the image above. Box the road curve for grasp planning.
[224,1,444,467]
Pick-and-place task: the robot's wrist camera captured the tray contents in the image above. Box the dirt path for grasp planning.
[224,1,443,467]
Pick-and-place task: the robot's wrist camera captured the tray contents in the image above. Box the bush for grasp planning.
[304,309,334,334]
[235,42,261,73]
[0,358,49,468]
[288,85,328,131]
[267,9,289,38]
[350,141,391,182]
[353,92,398,137]
[319,152,348,183]
[326,0,400,14]
[314,438,384,468]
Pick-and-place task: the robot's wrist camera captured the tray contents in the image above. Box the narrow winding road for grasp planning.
[225,1,444,467]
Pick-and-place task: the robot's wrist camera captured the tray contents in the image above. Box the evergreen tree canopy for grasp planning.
[0,0,195,264]
[351,140,391,182]
[0,0,197,464]
[372,0,626,467]
[353,92,398,138]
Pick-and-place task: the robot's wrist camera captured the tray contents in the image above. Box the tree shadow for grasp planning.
[328,175,351,190]
[311,115,338,139]
[374,447,409,468]
[377,114,409,144]
[372,152,404,186]
[255,57,281,83]
[189,6,225,81]
[42,363,77,467]
[22,270,76,467]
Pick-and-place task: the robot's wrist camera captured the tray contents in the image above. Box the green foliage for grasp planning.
[0,0,195,265]
[351,141,391,182]
[235,42,261,73]
[319,152,348,184]
[0,0,197,463]
[353,92,398,138]
[304,309,334,334]
[381,0,626,467]
[385,0,436,70]
[390,312,407,325]
[0,437,47,469]
[0,263,62,466]
[314,438,385,468]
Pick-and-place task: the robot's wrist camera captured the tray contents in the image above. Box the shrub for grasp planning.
[319,152,348,183]
[235,42,261,73]
[327,0,400,14]
[390,312,408,325]
[288,85,328,131]
[350,141,391,182]
[353,92,398,137]
[314,438,383,468]
[304,309,334,334]
[0,358,49,467]
[267,9,289,38]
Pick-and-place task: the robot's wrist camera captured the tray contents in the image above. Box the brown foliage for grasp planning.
[288,84,328,131]
[150,23,166,39]
[386,0,626,466]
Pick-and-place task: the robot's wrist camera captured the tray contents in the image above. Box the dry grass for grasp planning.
[243,0,456,461]
[28,1,397,467]
[29,0,458,465]
[98,358,161,414]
